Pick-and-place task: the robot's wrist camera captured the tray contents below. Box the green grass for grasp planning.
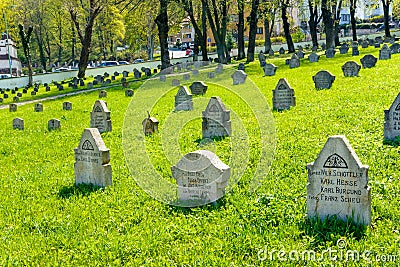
[0,46,399,266]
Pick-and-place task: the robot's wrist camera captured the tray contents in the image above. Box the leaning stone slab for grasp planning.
[272,78,296,111]
[74,128,112,187]
[312,70,335,89]
[384,93,400,140]
[307,135,371,225]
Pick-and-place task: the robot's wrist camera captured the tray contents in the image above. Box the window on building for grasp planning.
[341,14,350,22]
[256,27,263,34]
[186,34,191,39]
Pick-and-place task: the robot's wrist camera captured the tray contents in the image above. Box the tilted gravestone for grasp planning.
[238,63,245,71]
[34,103,43,112]
[74,128,112,187]
[63,101,72,110]
[307,135,371,225]
[308,52,319,63]
[339,43,349,54]
[272,78,296,111]
[99,90,107,98]
[171,150,230,205]
[231,70,247,85]
[312,70,335,89]
[379,44,391,60]
[289,53,300,69]
[13,118,24,130]
[325,47,336,58]
[189,81,208,95]
[202,96,231,139]
[360,54,377,68]
[175,86,193,111]
[125,89,134,97]
[263,63,277,76]
[384,93,400,140]
[374,42,381,48]
[172,79,180,86]
[48,119,61,130]
[142,112,159,136]
[342,61,361,77]
[90,100,112,133]
[9,103,17,112]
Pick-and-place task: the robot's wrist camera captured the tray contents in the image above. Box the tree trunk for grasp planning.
[237,0,245,59]
[35,31,47,71]
[193,34,199,61]
[350,0,357,41]
[247,0,260,62]
[155,0,170,69]
[282,0,295,53]
[77,22,95,78]
[201,0,208,61]
[264,18,272,52]
[71,21,76,63]
[18,24,34,86]
[321,0,335,48]
[382,0,391,37]
[308,0,320,47]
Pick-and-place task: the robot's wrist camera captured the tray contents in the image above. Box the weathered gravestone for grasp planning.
[259,59,266,67]
[289,53,300,68]
[17,92,22,97]
[9,103,17,112]
[192,69,199,76]
[325,47,336,58]
[171,150,230,205]
[189,81,208,95]
[175,86,193,111]
[172,79,180,86]
[342,61,361,77]
[31,91,36,96]
[379,44,391,60]
[263,63,277,76]
[339,43,349,54]
[99,90,107,98]
[103,72,109,78]
[308,52,320,63]
[258,52,266,62]
[390,43,400,54]
[296,50,305,59]
[207,72,215,79]
[362,40,369,48]
[352,43,360,56]
[312,70,335,89]
[183,73,190,80]
[13,96,19,102]
[13,118,24,130]
[114,71,120,76]
[122,71,129,77]
[215,64,223,74]
[34,103,43,112]
[134,71,141,79]
[202,96,231,139]
[384,93,400,140]
[142,112,159,135]
[90,100,112,133]
[272,78,296,111]
[307,135,371,225]
[48,119,61,130]
[238,63,245,71]
[374,42,381,48]
[279,47,285,54]
[125,89,134,97]
[63,101,72,110]
[321,43,326,50]
[360,54,377,68]
[231,70,247,85]
[144,68,152,76]
[268,48,274,56]
[74,128,112,187]
[159,75,166,82]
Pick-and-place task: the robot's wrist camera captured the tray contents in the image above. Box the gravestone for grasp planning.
[307,135,371,225]
[263,63,277,76]
[279,47,285,54]
[321,43,326,50]
[125,89,134,97]
[160,75,166,82]
[379,44,391,60]
[296,50,305,59]
[88,82,93,88]
[259,59,266,67]
[175,86,193,111]
[390,43,400,54]
[114,71,120,76]
[202,96,231,138]
[103,72,109,78]
[111,76,115,81]
[171,150,230,205]
[172,79,180,86]
[79,80,85,87]
[13,96,19,102]
[9,103,17,112]
[339,43,349,54]
[360,54,377,68]
[207,72,215,79]
[142,112,159,135]
[238,63,245,71]
[384,93,400,140]
[325,47,336,58]
[74,128,112,187]
[46,86,50,91]
[189,81,208,95]
[90,100,112,133]
[3,93,8,98]
[183,73,190,80]
[289,54,300,68]
[374,42,381,48]
[272,78,296,111]
[48,119,61,130]
[31,91,36,96]
[99,90,107,98]
[0,98,2,103]
[215,64,223,74]
[312,46,318,52]
[308,52,319,63]
[192,69,199,76]
[231,70,247,85]
[34,103,43,112]
[63,101,72,110]
[13,118,24,130]
[134,71,141,79]
[144,68,152,76]
[312,70,335,89]
[268,48,274,56]
[121,78,126,83]
[352,43,359,56]
[258,52,266,62]
[342,61,361,77]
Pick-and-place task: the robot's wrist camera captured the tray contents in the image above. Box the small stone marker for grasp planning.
[123,71,129,77]
[13,96,19,102]
[268,48,274,56]
[9,103,17,112]
[231,70,247,85]
[202,96,231,138]
[13,118,24,130]
[175,86,193,111]
[171,150,230,205]
[90,100,112,133]
[207,72,215,79]
[122,81,129,88]
[279,47,285,54]
[189,81,208,95]
[374,42,381,48]
[312,70,335,89]
[238,63,245,71]
[339,43,349,54]
[125,89,134,97]
[272,78,296,111]
[289,53,300,69]
[263,63,277,76]
[183,73,190,80]
[390,43,400,54]
[259,59,266,67]
[172,79,180,86]
[134,70,141,79]
[74,128,112,187]
[296,50,305,59]
[384,93,400,140]
[142,112,159,135]
[360,54,377,68]
[379,44,391,60]
[192,69,199,76]
[325,47,336,58]
[307,135,371,225]
[63,101,72,110]
[215,64,223,74]
[312,46,318,52]
[361,40,369,48]
[48,119,61,130]
[342,61,361,77]
[99,90,107,98]
[159,75,166,82]
[258,52,266,62]
[308,52,319,63]
[34,103,43,112]
[352,43,359,56]
[31,91,36,96]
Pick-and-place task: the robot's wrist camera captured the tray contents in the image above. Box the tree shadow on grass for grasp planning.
[194,136,226,146]
[166,197,227,215]
[383,137,400,147]
[58,183,104,199]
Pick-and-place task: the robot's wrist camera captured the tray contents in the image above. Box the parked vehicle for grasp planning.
[133,59,144,63]
[0,74,12,79]
[185,49,193,56]
[99,61,119,67]
[377,23,397,32]
[118,61,130,65]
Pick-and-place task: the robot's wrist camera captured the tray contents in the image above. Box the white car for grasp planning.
[0,74,12,79]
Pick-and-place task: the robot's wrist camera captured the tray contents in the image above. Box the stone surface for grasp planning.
[13,96,19,102]
[342,61,361,77]
[125,89,134,97]
[259,59,266,67]
[90,100,112,133]
[183,73,190,80]
[9,103,17,112]
[390,43,400,54]
[361,40,369,48]
[312,70,335,89]
[34,103,43,112]
[272,78,296,111]
[172,79,180,86]
[192,69,199,76]
[352,43,359,56]
[175,86,193,111]
[63,101,72,110]
[263,63,277,76]
[379,44,391,60]
[258,52,266,62]
[307,135,371,225]
[279,47,285,54]
[360,54,377,68]
[268,48,274,56]
[238,63,245,71]
[215,64,223,74]
[74,128,112,187]
[142,112,159,135]
[296,50,304,59]
[231,70,247,85]
[189,81,208,95]
[339,43,349,54]
[325,47,336,58]
[207,72,215,79]
[202,96,231,139]
[99,90,107,98]
[171,150,230,205]
[159,75,166,82]
[308,52,319,63]
[13,118,24,130]
[384,93,400,140]
[48,119,61,130]
[289,54,300,68]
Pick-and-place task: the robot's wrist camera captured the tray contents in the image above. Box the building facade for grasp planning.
[0,33,22,76]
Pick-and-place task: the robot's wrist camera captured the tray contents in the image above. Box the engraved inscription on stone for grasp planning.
[90,100,112,133]
[342,61,361,77]
[360,54,377,68]
[312,70,335,89]
[189,81,208,95]
[175,86,193,111]
[272,78,296,111]
[202,96,231,139]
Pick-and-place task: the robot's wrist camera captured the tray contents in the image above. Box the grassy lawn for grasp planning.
[0,45,399,266]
